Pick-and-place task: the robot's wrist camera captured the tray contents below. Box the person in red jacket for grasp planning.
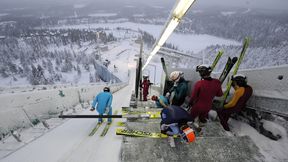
[189,64,223,125]
[141,75,150,101]
[217,74,253,131]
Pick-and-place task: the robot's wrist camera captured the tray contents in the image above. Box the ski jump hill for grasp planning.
[0,65,287,161]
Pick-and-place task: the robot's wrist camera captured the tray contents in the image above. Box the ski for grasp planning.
[89,122,102,136]
[211,50,224,71]
[100,123,111,137]
[218,56,238,84]
[100,110,118,137]
[161,57,174,96]
[160,57,169,80]
[222,37,250,103]
[116,121,160,127]
[117,121,126,127]
[122,110,161,118]
[116,128,178,138]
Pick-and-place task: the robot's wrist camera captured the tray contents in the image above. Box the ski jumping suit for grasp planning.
[92,91,113,122]
[189,78,223,122]
[217,85,253,131]
[141,79,150,101]
[160,105,193,135]
[155,95,169,108]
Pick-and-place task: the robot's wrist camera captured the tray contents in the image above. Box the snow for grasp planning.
[73,4,86,9]
[221,11,237,16]
[1,38,287,161]
[1,14,288,162]
[124,5,135,8]
[50,22,240,53]
[230,119,288,162]
[88,13,118,17]
[262,120,286,138]
[133,14,145,18]
[0,66,135,162]
[0,13,9,17]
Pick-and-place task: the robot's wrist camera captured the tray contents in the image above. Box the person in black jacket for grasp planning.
[160,105,195,143]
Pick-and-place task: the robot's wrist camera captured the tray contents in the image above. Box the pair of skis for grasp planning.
[211,38,250,108]
[212,37,250,85]
[88,110,118,137]
[216,38,250,108]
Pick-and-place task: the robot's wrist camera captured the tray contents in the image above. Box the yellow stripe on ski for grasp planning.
[117,121,126,127]
[116,128,178,138]
[122,111,161,119]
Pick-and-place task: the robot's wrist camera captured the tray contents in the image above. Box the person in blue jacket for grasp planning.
[151,93,169,108]
[90,87,113,124]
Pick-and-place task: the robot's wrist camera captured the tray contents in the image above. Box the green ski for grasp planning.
[211,50,224,71]
[100,110,118,137]
[116,128,178,138]
[221,37,250,105]
[89,122,102,136]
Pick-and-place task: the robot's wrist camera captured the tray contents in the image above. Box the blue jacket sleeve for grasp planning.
[107,93,113,109]
[92,95,98,108]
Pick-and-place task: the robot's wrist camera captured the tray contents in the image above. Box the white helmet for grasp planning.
[170,71,182,81]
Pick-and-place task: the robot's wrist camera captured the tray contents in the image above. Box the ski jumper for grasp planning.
[217,85,253,131]
[92,91,113,122]
[189,78,223,122]
[141,79,150,101]
[155,95,169,108]
[170,77,188,106]
[160,105,193,135]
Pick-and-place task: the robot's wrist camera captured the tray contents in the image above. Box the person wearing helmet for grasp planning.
[160,105,196,146]
[169,71,188,106]
[217,74,253,131]
[151,93,169,108]
[90,87,113,124]
[140,75,151,101]
[189,64,223,126]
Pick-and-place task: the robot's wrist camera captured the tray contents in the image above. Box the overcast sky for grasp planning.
[0,0,287,10]
[197,0,288,10]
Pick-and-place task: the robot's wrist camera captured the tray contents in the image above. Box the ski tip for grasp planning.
[232,57,238,63]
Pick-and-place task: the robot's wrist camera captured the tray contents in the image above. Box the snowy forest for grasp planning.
[0,3,288,85]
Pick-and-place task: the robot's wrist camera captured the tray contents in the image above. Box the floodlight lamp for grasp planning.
[173,0,195,18]
[158,19,180,46]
